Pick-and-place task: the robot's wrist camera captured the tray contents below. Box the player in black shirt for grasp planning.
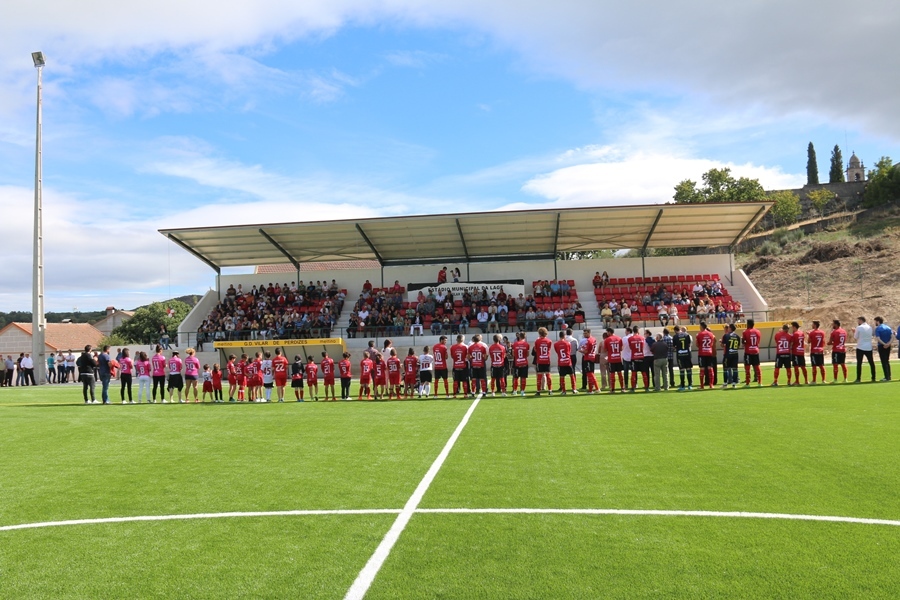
[672,325,693,390]
[721,324,742,388]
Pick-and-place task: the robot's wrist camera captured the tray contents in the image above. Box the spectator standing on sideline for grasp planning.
[77,345,97,404]
[0,358,6,386]
[873,316,893,381]
[662,328,675,388]
[97,346,112,404]
[21,353,36,386]
[57,352,66,382]
[853,316,876,383]
[4,356,14,386]
[65,350,76,383]
[650,334,669,391]
[16,354,24,386]
[47,352,56,383]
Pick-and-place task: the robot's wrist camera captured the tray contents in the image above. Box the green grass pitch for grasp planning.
[2,371,899,598]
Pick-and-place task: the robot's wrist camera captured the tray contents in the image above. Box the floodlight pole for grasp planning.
[32,52,46,385]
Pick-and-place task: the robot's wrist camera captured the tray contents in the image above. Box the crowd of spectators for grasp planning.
[596,275,742,328]
[346,280,585,338]
[196,280,346,347]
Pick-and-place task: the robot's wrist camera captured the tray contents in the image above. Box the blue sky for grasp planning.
[1,1,897,311]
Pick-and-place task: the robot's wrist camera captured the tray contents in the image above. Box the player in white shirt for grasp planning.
[260,351,274,402]
[418,347,434,398]
[621,331,633,386]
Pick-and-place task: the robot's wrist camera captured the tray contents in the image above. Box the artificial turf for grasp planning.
[2,375,899,597]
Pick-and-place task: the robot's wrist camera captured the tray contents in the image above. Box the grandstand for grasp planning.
[161,203,772,360]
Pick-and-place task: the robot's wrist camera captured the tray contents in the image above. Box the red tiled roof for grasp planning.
[256,260,380,274]
[2,322,105,352]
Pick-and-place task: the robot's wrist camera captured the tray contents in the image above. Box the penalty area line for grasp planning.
[414,508,900,527]
[344,394,483,600]
[0,509,401,532]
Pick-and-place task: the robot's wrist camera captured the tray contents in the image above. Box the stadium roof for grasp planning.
[160,202,772,273]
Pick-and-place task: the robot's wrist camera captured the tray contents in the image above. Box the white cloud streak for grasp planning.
[2,1,897,137]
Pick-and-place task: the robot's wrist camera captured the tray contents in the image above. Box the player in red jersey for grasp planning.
[772,324,794,386]
[489,334,508,396]
[272,348,289,402]
[387,349,402,399]
[603,328,625,392]
[432,336,450,398]
[468,334,489,396]
[321,351,336,401]
[338,352,353,400]
[244,354,259,402]
[305,356,319,400]
[234,354,247,401]
[450,335,471,398]
[791,322,808,385]
[828,319,848,383]
[627,326,650,392]
[226,354,238,402]
[741,319,762,386]
[403,348,419,398]
[359,355,374,400]
[373,354,387,399]
[578,329,600,393]
[695,322,717,389]
[807,320,827,383]
[252,352,264,400]
[533,327,553,395]
[511,331,530,396]
[554,331,577,394]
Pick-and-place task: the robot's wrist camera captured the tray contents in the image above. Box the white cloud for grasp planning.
[0,184,213,311]
[520,148,804,207]
[2,1,898,137]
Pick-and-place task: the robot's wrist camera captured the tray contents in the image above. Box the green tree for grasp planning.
[807,142,819,185]
[806,188,834,216]
[111,300,191,344]
[701,168,736,203]
[673,169,765,204]
[769,191,802,227]
[829,145,845,183]
[673,179,703,203]
[729,177,767,203]
[863,156,900,207]
[99,333,130,349]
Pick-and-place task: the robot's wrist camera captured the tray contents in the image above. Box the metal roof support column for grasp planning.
[730,205,770,249]
[455,219,471,284]
[728,251,735,286]
[355,224,384,266]
[553,213,561,281]
[166,234,221,274]
[259,228,300,270]
[640,209,664,280]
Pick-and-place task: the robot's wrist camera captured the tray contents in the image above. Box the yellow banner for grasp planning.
[214,338,343,349]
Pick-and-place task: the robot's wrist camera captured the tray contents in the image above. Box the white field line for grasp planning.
[0,509,401,532]
[416,508,900,526]
[344,395,483,600]
[4,506,900,534]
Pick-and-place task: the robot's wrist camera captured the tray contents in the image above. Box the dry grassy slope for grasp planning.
[738,211,900,326]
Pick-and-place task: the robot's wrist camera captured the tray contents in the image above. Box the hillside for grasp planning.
[738,208,900,325]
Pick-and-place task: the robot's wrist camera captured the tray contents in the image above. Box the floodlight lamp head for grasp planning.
[32,52,45,68]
